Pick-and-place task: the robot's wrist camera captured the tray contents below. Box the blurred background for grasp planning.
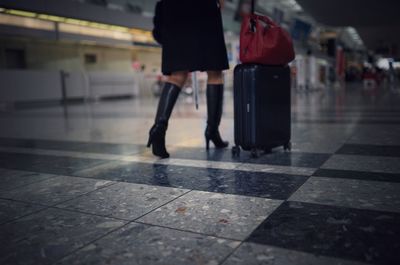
[0,0,398,107]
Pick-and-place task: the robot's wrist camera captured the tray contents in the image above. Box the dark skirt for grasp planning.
[160,0,229,75]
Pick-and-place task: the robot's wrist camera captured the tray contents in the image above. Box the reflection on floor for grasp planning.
[0,84,400,265]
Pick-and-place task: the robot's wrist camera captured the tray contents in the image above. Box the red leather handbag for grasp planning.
[240,14,295,65]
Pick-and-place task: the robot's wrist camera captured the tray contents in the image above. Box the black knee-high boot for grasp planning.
[205,84,229,150]
[147,82,181,158]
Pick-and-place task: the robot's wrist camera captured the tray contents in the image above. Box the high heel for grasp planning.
[205,128,228,149]
[147,135,152,148]
[205,84,229,150]
[147,83,181,158]
[148,123,169,158]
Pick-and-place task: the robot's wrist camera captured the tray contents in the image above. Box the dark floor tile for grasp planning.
[74,162,308,200]
[0,137,84,150]
[223,243,367,265]
[336,144,400,157]
[0,199,45,225]
[321,154,400,174]
[0,208,126,265]
[292,118,359,124]
[0,152,107,176]
[244,151,331,168]
[0,137,144,155]
[71,142,146,155]
[313,168,400,183]
[246,201,400,265]
[170,147,249,163]
[170,147,330,168]
[356,120,400,125]
[0,168,55,191]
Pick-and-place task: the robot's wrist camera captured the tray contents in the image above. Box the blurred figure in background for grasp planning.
[388,60,399,91]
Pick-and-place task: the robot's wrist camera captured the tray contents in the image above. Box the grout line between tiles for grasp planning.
[219,241,245,265]
[49,189,194,265]
[133,220,243,242]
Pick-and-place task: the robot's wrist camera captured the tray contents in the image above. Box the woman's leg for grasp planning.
[148,71,189,158]
[205,71,228,149]
[207,70,224,85]
[167,71,189,87]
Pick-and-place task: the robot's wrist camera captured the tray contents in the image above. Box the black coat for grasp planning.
[154,0,229,75]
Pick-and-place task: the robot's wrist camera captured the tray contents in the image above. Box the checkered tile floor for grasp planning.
[0,86,400,265]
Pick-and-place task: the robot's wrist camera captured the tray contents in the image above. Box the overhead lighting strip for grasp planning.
[0,8,155,43]
[0,13,55,31]
[346,27,364,47]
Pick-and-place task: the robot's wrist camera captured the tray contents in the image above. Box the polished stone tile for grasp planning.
[77,143,146,155]
[74,161,308,200]
[244,151,331,168]
[0,83,400,264]
[289,140,344,155]
[0,208,126,265]
[58,222,240,265]
[247,201,400,265]
[348,125,400,146]
[0,152,108,176]
[165,147,249,163]
[138,190,282,240]
[312,168,400,183]
[0,168,55,191]
[0,199,45,225]
[0,137,146,155]
[58,183,189,220]
[289,177,400,213]
[223,243,368,265]
[235,163,315,176]
[0,137,82,150]
[156,158,240,171]
[0,175,113,206]
[322,154,400,174]
[222,170,308,200]
[290,124,352,154]
[336,144,400,157]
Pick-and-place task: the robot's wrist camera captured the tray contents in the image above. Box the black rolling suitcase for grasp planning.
[232,64,291,158]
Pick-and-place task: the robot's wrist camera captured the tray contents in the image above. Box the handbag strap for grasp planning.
[251,14,277,27]
[249,0,256,32]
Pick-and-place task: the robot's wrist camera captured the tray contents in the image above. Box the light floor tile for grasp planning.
[58,182,189,220]
[235,163,315,176]
[138,190,282,240]
[58,223,240,265]
[0,208,125,265]
[0,175,113,206]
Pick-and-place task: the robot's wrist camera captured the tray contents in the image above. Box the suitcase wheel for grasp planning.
[264,148,272,154]
[284,142,292,152]
[232,146,241,157]
[250,148,260,158]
